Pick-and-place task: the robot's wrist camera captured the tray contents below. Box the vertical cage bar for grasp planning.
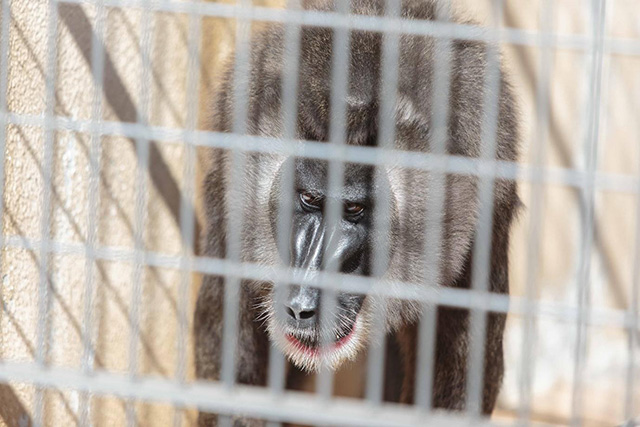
[267,0,302,408]
[625,96,640,423]
[126,2,154,425]
[364,0,400,406]
[414,0,452,411]
[625,60,640,427]
[173,0,202,426]
[78,0,107,424]
[175,0,201,385]
[316,0,351,402]
[465,0,505,416]
[220,0,252,392]
[34,0,60,424]
[517,0,554,423]
[0,0,12,308]
[218,0,254,417]
[570,0,607,425]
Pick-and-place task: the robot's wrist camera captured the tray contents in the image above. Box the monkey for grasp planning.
[194,0,520,425]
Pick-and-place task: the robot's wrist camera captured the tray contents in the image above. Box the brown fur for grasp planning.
[194,0,520,425]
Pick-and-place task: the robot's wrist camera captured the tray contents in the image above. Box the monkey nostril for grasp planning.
[298,310,315,320]
[285,307,297,320]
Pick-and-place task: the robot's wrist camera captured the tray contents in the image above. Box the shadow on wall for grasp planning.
[0,383,30,425]
[58,3,202,246]
[2,2,203,424]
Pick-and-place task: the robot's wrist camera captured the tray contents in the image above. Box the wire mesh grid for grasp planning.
[0,0,638,426]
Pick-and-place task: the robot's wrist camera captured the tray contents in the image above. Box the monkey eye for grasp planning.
[344,202,365,217]
[299,191,323,210]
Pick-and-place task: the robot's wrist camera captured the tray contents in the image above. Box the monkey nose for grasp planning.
[283,285,320,327]
[285,304,317,321]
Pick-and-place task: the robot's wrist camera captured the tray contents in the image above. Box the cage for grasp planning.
[0,0,639,426]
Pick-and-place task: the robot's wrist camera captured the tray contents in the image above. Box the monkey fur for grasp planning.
[194,0,520,425]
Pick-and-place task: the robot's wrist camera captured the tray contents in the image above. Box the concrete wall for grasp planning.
[480,1,640,424]
[0,0,638,425]
[1,0,198,424]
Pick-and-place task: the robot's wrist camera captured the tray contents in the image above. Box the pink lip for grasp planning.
[285,319,357,356]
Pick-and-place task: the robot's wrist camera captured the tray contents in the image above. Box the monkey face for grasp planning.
[264,158,391,371]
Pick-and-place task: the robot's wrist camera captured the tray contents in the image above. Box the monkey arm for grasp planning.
[194,276,270,426]
[194,275,224,384]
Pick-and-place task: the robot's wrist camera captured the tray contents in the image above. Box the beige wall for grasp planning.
[2,0,198,424]
[0,0,639,425]
[486,1,640,425]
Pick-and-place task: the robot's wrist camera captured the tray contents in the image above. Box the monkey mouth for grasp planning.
[285,319,357,353]
[270,313,366,372]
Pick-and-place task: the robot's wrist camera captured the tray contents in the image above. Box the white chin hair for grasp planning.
[267,316,366,373]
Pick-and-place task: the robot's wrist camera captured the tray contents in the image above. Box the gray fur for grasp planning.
[194,0,520,425]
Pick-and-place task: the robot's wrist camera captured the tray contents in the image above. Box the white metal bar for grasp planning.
[55,0,640,58]
[37,0,61,368]
[126,2,154,425]
[415,305,437,410]
[570,0,607,425]
[265,3,303,423]
[466,0,504,416]
[78,0,107,424]
[365,0,401,406]
[414,0,453,411]
[314,0,350,403]
[625,60,640,427]
[2,112,639,195]
[22,113,640,195]
[0,0,11,291]
[0,0,11,372]
[220,0,251,392]
[0,361,514,427]
[174,0,201,385]
[173,0,201,426]
[267,0,302,404]
[34,0,60,424]
[517,0,554,423]
[3,235,637,334]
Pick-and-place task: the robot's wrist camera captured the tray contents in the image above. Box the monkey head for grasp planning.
[206,0,519,374]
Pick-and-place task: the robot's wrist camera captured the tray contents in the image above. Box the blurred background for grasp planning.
[0,0,638,425]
